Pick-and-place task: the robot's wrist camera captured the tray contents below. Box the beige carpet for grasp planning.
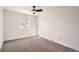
[1,36,78,52]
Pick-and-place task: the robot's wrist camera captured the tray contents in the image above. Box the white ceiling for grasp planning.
[3,6,64,16]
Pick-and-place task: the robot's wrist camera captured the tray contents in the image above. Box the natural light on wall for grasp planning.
[19,18,30,30]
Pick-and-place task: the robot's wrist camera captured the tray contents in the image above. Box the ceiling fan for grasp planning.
[26,6,43,14]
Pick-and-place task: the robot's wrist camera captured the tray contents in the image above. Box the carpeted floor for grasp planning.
[1,36,78,52]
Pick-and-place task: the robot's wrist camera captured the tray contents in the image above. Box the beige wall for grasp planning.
[0,7,3,49]
[38,6,79,51]
[4,10,38,41]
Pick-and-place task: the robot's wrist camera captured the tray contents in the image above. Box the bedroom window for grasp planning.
[20,18,30,29]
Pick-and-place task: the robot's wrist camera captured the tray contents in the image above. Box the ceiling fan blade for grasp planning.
[35,9,43,12]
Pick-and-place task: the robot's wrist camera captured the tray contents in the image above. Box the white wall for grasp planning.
[0,7,3,49]
[4,10,38,41]
[38,6,79,51]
